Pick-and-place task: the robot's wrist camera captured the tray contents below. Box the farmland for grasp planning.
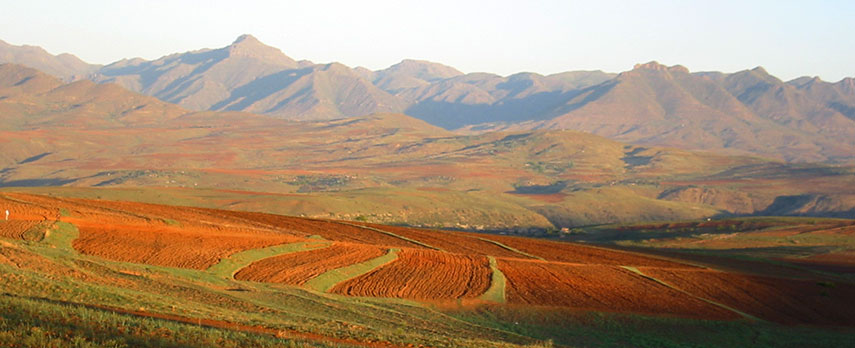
[1,192,855,347]
[235,243,387,285]
[330,249,492,300]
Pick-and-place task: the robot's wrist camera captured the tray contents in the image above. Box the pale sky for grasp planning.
[1,0,852,81]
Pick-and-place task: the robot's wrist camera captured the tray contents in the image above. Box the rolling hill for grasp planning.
[1,192,854,347]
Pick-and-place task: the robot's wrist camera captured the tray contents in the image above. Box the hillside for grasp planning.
[0,39,99,81]
[1,193,854,347]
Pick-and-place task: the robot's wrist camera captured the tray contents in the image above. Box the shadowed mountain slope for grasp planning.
[94,35,405,120]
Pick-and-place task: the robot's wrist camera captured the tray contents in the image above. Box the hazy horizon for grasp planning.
[1,0,853,81]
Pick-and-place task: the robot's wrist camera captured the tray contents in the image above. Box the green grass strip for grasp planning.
[334,221,440,250]
[475,237,545,260]
[479,256,506,303]
[41,221,79,251]
[305,248,400,293]
[621,266,761,321]
[207,241,330,278]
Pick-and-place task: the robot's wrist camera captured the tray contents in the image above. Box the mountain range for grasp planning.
[2,34,855,163]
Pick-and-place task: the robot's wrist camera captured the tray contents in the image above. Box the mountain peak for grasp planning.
[225,34,296,67]
[232,34,260,45]
[386,59,463,80]
[751,66,769,75]
[229,34,267,52]
[633,61,689,74]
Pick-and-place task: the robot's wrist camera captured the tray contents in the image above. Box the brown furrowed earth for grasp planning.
[235,243,387,285]
[330,249,492,300]
[638,267,855,326]
[350,222,533,258]
[72,224,302,269]
[496,258,738,319]
[478,233,691,267]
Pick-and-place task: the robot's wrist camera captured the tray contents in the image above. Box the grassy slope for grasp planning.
[305,249,400,293]
[0,294,353,348]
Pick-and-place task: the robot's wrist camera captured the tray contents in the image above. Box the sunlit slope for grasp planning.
[3,192,855,328]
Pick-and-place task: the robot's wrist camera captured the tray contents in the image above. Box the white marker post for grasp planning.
[4,210,8,221]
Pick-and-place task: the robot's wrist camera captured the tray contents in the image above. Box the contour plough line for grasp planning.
[475,237,545,260]
[332,221,441,250]
[620,266,761,322]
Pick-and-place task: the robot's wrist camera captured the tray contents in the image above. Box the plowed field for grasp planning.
[331,249,491,300]
[234,243,387,285]
[207,210,423,248]
[0,194,56,239]
[497,258,736,319]
[3,193,305,269]
[0,220,41,239]
[638,267,855,325]
[351,222,532,258]
[479,234,690,267]
[72,224,301,269]
[0,194,57,221]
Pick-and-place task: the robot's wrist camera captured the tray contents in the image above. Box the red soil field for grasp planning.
[0,195,57,221]
[206,210,423,248]
[0,220,40,239]
[331,249,492,300]
[72,224,301,269]
[3,193,305,269]
[351,222,532,258]
[478,233,691,268]
[497,258,736,319]
[235,243,387,285]
[639,267,855,325]
[0,194,58,239]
